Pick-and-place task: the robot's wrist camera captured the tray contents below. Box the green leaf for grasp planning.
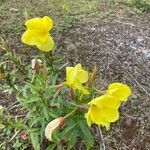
[40,118,46,142]
[49,109,58,118]
[77,120,94,150]
[42,105,49,121]
[30,132,40,150]
[0,123,5,129]
[25,95,40,104]
[61,121,76,138]
[46,144,56,150]
[27,83,40,93]
[67,131,77,150]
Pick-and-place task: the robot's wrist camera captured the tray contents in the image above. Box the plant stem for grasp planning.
[97,126,106,150]
[64,108,77,119]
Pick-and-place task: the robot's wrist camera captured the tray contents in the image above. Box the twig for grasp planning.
[9,130,20,142]
[97,126,106,150]
[7,101,19,110]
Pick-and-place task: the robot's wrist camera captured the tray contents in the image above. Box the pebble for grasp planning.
[10,8,19,13]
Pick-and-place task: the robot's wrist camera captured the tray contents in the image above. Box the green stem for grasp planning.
[64,108,77,119]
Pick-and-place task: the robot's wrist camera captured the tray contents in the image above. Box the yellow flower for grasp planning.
[66,64,89,94]
[21,16,54,52]
[106,83,132,102]
[86,95,120,130]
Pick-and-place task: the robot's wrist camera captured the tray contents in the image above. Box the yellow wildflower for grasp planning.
[106,83,132,102]
[66,64,89,94]
[21,16,54,52]
[86,95,120,130]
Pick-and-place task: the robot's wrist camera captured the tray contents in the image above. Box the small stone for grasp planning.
[136,36,145,44]
[142,50,150,58]
[91,27,96,31]
[10,8,19,13]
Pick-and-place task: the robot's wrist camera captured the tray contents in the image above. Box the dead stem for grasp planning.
[97,126,106,150]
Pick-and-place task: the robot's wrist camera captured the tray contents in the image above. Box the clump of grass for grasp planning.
[125,0,150,12]
[47,0,100,31]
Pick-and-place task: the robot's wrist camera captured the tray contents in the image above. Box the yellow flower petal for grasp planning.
[74,82,89,95]
[36,36,54,52]
[21,30,37,45]
[42,16,53,31]
[21,30,49,45]
[86,95,121,130]
[86,108,92,127]
[89,105,103,125]
[25,16,53,31]
[89,95,120,110]
[66,67,74,85]
[65,64,89,94]
[101,122,110,131]
[102,108,119,122]
[77,69,88,83]
[106,83,132,102]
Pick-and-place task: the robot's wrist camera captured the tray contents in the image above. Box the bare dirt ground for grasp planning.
[0,0,150,149]
[56,4,150,150]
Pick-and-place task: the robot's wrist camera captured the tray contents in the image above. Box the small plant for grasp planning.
[0,15,132,150]
[125,0,150,12]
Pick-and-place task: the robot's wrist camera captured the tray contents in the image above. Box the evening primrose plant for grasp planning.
[0,16,132,150]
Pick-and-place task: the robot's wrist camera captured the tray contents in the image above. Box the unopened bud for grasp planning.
[70,87,76,100]
[55,82,64,94]
[88,66,97,87]
[45,117,65,141]
[62,4,70,12]
[24,8,29,21]
[0,105,4,115]
[0,67,5,80]
[42,61,48,79]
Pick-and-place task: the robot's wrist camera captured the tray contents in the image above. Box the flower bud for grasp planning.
[0,67,5,80]
[24,8,29,21]
[0,105,4,115]
[70,87,76,100]
[88,66,97,87]
[42,61,48,80]
[55,82,64,94]
[45,117,65,141]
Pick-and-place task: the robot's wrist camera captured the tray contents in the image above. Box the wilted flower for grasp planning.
[66,64,89,95]
[45,117,64,141]
[31,58,43,74]
[22,16,54,52]
[106,83,132,102]
[86,95,120,130]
